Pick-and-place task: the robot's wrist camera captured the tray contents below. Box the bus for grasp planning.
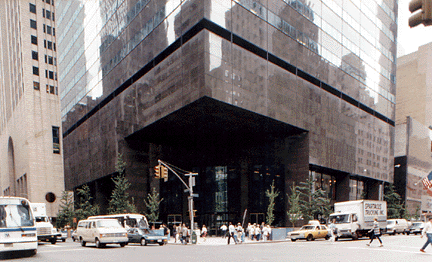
[88,214,149,229]
[0,197,37,256]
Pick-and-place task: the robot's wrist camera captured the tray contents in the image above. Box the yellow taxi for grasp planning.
[288,223,329,242]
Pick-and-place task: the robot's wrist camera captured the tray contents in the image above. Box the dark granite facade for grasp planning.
[58,0,397,227]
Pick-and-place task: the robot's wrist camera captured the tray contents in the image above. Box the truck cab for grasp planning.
[329,213,361,240]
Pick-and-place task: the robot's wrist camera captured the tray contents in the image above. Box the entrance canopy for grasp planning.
[126,96,306,149]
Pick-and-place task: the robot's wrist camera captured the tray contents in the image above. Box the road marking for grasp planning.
[348,246,432,255]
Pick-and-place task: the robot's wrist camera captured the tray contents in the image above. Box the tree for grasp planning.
[296,177,331,221]
[144,188,163,224]
[414,205,421,221]
[384,184,403,219]
[265,180,280,226]
[108,153,137,214]
[75,184,100,223]
[287,182,302,228]
[56,191,75,229]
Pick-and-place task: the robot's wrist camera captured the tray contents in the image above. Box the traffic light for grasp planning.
[154,165,161,178]
[161,166,168,180]
[409,0,432,28]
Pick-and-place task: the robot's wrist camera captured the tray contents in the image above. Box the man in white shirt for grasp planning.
[420,217,432,252]
[227,222,237,244]
[220,224,227,238]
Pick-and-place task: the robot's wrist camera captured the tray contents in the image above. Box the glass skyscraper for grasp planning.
[57,0,397,227]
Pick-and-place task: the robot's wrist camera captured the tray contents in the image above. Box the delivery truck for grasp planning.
[30,203,58,244]
[328,200,387,240]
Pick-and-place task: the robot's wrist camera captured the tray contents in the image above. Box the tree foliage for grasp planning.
[287,182,302,228]
[144,188,163,223]
[296,177,331,221]
[265,180,280,226]
[56,191,75,229]
[108,154,137,214]
[75,184,100,222]
[384,184,404,219]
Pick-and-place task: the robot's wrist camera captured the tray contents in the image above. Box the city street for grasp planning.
[5,234,432,262]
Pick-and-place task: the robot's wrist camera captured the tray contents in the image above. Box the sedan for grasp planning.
[407,222,424,235]
[127,228,168,246]
[288,225,329,242]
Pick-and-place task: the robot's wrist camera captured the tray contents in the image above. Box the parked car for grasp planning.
[76,219,128,248]
[56,229,67,242]
[288,223,329,242]
[407,222,424,235]
[127,228,168,246]
[72,230,77,242]
[385,219,409,235]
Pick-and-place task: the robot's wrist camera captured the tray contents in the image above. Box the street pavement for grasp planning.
[7,234,432,261]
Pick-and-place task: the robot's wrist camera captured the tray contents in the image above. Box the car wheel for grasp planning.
[120,242,126,247]
[325,235,330,240]
[96,239,103,248]
[291,238,297,242]
[158,242,164,246]
[80,238,86,247]
[306,235,314,241]
[50,238,56,244]
[140,238,146,246]
[352,232,359,240]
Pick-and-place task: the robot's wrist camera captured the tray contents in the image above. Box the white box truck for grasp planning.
[328,200,387,240]
[30,203,58,244]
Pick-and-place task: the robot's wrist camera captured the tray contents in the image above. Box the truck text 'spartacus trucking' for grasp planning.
[30,203,58,244]
[328,200,387,240]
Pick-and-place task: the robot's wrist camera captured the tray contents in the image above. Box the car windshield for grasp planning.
[387,221,395,225]
[329,214,350,224]
[300,226,315,230]
[97,220,122,228]
[411,223,422,228]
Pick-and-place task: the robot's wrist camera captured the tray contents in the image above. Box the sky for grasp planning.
[397,0,432,57]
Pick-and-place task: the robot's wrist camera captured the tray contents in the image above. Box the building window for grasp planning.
[31,35,37,45]
[48,70,54,79]
[32,66,39,76]
[43,24,46,33]
[44,39,46,48]
[48,56,53,64]
[47,25,52,35]
[29,3,36,13]
[42,8,45,18]
[47,41,52,50]
[32,51,38,60]
[45,55,47,63]
[52,28,55,36]
[52,12,55,20]
[30,19,37,29]
[33,81,40,90]
[46,10,51,20]
[53,43,56,51]
[52,126,60,154]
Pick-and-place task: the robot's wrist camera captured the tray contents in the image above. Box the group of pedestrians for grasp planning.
[219,222,272,244]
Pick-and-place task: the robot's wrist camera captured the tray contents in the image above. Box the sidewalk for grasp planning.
[168,236,288,246]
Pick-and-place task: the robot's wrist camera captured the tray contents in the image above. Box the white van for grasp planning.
[386,219,409,235]
[76,219,128,248]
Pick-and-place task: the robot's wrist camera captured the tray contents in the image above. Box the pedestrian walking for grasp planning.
[220,224,227,238]
[254,223,261,241]
[263,225,270,241]
[201,225,207,242]
[236,223,244,243]
[329,218,336,242]
[420,217,432,252]
[180,223,189,245]
[249,224,255,240]
[366,217,382,247]
[227,222,237,244]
